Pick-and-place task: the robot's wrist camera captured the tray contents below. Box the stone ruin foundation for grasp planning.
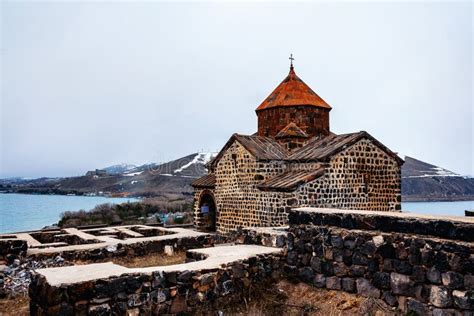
[1,209,473,315]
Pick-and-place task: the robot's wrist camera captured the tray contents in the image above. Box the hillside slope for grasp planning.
[1,154,472,202]
[401,156,474,201]
[0,153,215,198]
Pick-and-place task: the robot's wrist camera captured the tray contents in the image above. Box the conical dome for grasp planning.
[256,66,331,111]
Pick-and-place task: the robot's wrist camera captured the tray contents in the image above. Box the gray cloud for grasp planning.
[1,1,472,177]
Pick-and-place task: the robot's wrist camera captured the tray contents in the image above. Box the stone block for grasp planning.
[373,272,391,289]
[432,308,459,316]
[377,243,396,259]
[427,267,442,284]
[298,267,314,283]
[465,274,474,290]
[393,259,412,274]
[170,296,187,314]
[453,290,473,310]
[352,252,369,265]
[382,291,397,307]
[341,277,355,292]
[412,265,426,283]
[310,256,321,272]
[356,278,380,298]
[407,298,428,315]
[89,303,111,316]
[349,265,365,277]
[333,262,349,277]
[390,272,413,296]
[314,274,326,288]
[430,286,453,308]
[442,272,464,290]
[326,276,341,290]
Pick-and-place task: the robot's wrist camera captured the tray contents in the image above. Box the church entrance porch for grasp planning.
[197,191,217,232]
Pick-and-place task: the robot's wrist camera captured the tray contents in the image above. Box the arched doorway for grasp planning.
[198,192,216,232]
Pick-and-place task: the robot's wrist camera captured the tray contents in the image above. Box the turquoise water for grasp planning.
[0,193,139,233]
[402,200,473,217]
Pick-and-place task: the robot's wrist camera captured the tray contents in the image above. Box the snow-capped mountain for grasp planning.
[402,156,461,178]
[401,156,474,201]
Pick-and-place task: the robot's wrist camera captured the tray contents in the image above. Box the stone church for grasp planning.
[192,62,403,233]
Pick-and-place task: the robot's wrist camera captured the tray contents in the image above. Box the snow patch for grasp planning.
[123,171,143,177]
[174,152,216,173]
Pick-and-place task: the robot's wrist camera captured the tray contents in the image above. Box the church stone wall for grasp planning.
[296,138,401,211]
[213,142,293,233]
[257,106,330,138]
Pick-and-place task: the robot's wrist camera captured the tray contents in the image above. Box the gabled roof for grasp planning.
[275,122,309,139]
[256,67,332,112]
[257,167,326,192]
[191,173,216,188]
[288,131,404,165]
[210,133,288,168]
[209,131,402,169]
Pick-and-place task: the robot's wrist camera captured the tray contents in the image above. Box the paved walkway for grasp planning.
[36,244,282,286]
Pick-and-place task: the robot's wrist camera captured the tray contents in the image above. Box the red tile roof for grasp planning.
[256,67,332,111]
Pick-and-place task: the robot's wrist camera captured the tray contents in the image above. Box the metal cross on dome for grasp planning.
[289,53,295,67]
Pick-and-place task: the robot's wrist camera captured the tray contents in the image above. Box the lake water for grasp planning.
[0,193,139,233]
[0,194,472,234]
[402,200,473,217]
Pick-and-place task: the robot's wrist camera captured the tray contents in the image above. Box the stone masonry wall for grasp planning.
[286,210,473,315]
[0,239,28,264]
[296,138,401,211]
[29,253,283,315]
[30,234,215,262]
[257,106,330,138]
[214,141,293,233]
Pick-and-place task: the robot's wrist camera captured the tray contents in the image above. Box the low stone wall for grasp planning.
[29,253,282,315]
[290,207,474,242]
[0,239,28,264]
[287,208,474,314]
[31,235,215,262]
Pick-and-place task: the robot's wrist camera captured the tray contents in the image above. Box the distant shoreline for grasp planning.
[402,195,474,202]
[2,191,474,203]
[0,190,143,199]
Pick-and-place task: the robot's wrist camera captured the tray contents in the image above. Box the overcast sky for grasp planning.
[1,1,472,178]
